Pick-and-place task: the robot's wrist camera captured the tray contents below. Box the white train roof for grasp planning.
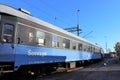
[0,4,100,47]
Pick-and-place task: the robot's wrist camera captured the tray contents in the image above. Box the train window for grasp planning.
[83,45,87,51]
[29,32,33,42]
[36,31,45,46]
[52,35,59,47]
[91,47,93,52]
[72,41,76,50]
[62,38,70,49]
[87,46,90,52]
[93,48,95,52]
[2,24,14,43]
[90,46,92,52]
[78,43,83,51]
[86,46,90,52]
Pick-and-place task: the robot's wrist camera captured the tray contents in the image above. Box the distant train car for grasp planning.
[0,4,103,75]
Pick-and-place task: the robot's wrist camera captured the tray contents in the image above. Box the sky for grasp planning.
[0,0,120,52]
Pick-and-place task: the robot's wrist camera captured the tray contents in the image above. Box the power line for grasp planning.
[82,31,93,38]
[39,0,72,25]
[22,0,53,18]
[21,0,70,27]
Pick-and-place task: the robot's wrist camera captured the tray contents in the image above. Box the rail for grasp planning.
[0,65,14,75]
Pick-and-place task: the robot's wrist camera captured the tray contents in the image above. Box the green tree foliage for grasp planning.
[115,42,120,60]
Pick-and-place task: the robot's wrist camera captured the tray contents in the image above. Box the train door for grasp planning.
[0,14,17,72]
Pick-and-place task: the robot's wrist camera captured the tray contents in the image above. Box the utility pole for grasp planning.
[64,9,81,36]
[77,9,80,36]
[77,10,80,25]
[77,25,80,36]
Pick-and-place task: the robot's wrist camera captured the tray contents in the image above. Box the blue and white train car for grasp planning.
[0,4,103,75]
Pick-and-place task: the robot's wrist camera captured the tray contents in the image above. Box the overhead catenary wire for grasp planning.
[22,0,54,18]
[21,0,71,27]
[82,31,93,38]
[39,0,75,26]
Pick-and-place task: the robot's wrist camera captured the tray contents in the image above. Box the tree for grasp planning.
[115,42,120,60]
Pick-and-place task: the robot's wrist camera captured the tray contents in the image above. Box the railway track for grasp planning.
[0,60,100,80]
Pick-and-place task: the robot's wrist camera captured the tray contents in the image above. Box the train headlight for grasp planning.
[2,38,7,42]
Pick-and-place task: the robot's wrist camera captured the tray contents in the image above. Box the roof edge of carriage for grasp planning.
[0,3,100,47]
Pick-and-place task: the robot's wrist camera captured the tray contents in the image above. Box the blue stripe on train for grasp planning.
[0,43,102,70]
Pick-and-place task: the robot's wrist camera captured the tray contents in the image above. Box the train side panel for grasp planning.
[13,44,102,70]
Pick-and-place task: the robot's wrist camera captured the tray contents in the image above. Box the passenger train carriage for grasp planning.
[0,4,103,75]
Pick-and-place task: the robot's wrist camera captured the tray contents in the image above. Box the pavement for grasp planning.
[40,57,120,80]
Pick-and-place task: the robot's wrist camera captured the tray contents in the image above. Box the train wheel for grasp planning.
[17,67,30,77]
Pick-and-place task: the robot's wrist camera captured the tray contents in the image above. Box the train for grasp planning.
[0,4,103,76]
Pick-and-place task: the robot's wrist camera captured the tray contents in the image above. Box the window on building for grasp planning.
[62,38,70,49]
[72,41,76,50]
[2,23,14,43]
[36,31,45,46]
[52,35,59,47]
